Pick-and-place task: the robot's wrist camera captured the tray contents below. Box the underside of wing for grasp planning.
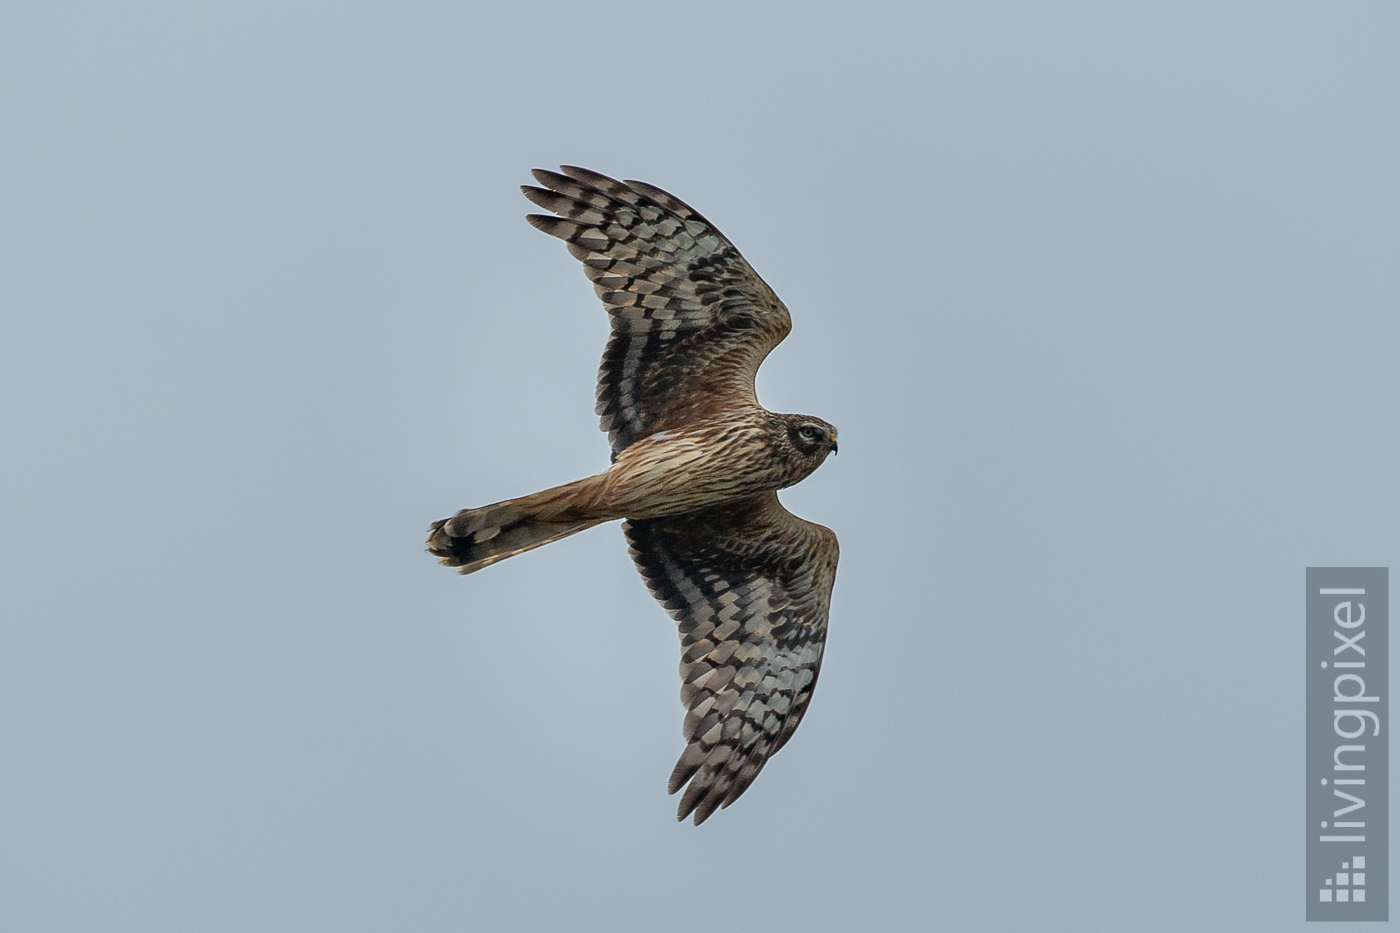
[523,166,792,457]
[624,492,838,824]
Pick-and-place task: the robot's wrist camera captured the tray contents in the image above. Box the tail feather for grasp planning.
[427,478,608,574]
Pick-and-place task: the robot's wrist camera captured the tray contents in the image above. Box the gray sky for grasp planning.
[3,2,1398,931]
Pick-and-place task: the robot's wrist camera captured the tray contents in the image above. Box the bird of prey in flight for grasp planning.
[428,166,839,824]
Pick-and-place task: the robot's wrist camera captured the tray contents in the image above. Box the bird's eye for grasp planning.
[798,425,820,441]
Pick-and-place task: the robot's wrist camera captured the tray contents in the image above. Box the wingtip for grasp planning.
[520,185,554,211]
[676,799,715,826]
[558,164,604,181]
[558,165,636,197]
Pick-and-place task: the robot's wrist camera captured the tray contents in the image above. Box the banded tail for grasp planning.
[427,477,607,574]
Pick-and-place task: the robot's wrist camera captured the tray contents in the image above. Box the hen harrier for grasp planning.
[428,166,839,824]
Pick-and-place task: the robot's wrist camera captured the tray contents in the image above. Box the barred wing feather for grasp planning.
[624,492,838,824]
[523,166,791,456]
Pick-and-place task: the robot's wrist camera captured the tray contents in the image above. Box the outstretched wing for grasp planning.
[624,492,838,824]
[523,166,792,457]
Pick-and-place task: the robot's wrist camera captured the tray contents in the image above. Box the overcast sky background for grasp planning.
[3,2,1398,931]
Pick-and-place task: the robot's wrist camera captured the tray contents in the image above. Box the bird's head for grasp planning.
[780,414,839,476]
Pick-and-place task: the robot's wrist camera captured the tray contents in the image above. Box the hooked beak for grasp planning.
[829,431,839,455]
